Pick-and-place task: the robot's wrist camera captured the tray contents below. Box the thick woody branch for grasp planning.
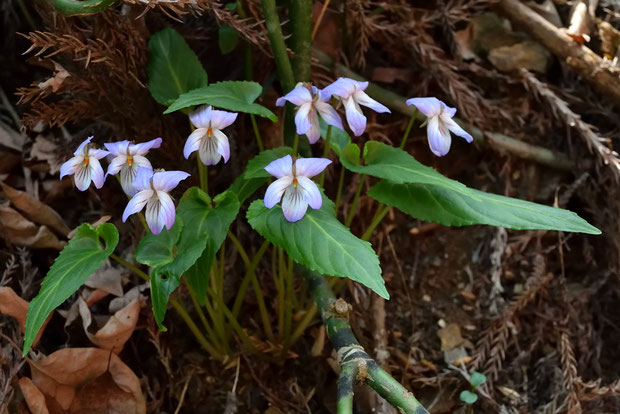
[300,267,429,414]
[498,0,620,104]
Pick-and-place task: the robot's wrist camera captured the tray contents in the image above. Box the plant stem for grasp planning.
[186,280,223,352]
[261,0,295,93]
[319,125,332,186]
[334,165,346,213]
[198,158,208,195]
[292,133,300,156]
[250,114,265,152]
[400,110,417,150]
[345,175,366,227]
[361,204,390,241]
[289,0,313,82]
[50,0,116,15]
[337,362,357,414]
[231,240,270,317]
[110,254,149,281]
[312,0,332,39]
[298,267,428,413]
[289,304,317,345]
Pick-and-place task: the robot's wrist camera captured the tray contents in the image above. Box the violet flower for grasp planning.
[104,138,162,196]
[322,78,390,136]
[122,167,190,235]
[264,155,331,222]
[59,136,109,191]
[276,84,343,144]
[184,105,237,166]
[406,97,473,157]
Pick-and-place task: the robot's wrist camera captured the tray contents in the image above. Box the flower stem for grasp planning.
[361,204,390,241]
[400,109,417,150]
[261,0,295,93]
[345,175,366,227]
[198,159,208,196]
[319,125,332,187]
[250,114,264,152]
[290,0,313,82]
[334,165,346,213]
[292,133,300,156]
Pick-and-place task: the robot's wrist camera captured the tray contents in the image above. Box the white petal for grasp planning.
[152,170,191,192]
[441,115,473,143]
[209,110,238,130]
[296,176,322,210]
[322,78,357,100]
[89,157,106,189]
[122,189,153,222]
[294,157,332,178]
[73,136,93,156]
[276,86,312,106]
[264,176,293,208]
[212,129,231,163]
[294,102,313,135]
[145,197,165,235]
[189,105,212,128]
[104,140,130,156]
[60,156,82,179]
[427,116,451,157]
[73,164,92,191]
[156,191,176,231]
[353,90,390,113]
[120,164,140,196]
[106,155,127,176]
[184,128,207,159]
[265,155,293,178]
[315,101,344,131]
[133,167,154,192]
[88,148,110,160]
[281,186,309,222]
[405,97,443,118]
[131,137,162,155]
[305,110,321,144]
[198,135,222,166]
[344,97,367,137]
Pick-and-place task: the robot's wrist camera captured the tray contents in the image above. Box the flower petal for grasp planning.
[210,110,238,130]
[132,155,152,169]
[294,157,332,178]
[120,164,140,196]
[281,187,309,222]
[104,140,130,156]
[213,129,230,163]
[427,116,451,157]
[89,149,110,160]
[353,90,390,113]
[344,97,367,136]
[184,128,207,159]
[133,167,154,192]
[106,155,127,176]
[145,198,165,234]
[156,191,177,231]
[189,105,212,128]
[74,136,94,156]
[265,155,293,178]
[264,176,293,208]
[89,158,106,189]
[441,115,473,143]
[305,109,321,144]
[122,189,153,222]
[73,165,92,191]
[198,135,222,166]
[131,137,162,155]
[315,101,344,130]
[152,170,191,192]
[322,78,357,100]
[405,97,443,118]
[59,156,82,179]
[294,102,313,135]
[276,86,312,107]
[296,176,322,210]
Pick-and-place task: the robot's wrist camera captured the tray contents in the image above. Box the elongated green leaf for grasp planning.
[243,147,293,179]
[340,141,475,198]
[164,81,277,121]
[368,180,601,234]
[23,223,119,355]
[184,191,240,304]
[134,218,183,267]
[218,24,239,54]
[150,268,181,331]
[229,175,266,204]
[148,27,208,106]
[247,199,387,298]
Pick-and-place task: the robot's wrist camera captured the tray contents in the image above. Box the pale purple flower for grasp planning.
[322,78,390,137]
[406,97,473,157]
[122,167,190,235]
[59,136,109,191]
[104,138,162,196]
[184,105,237,166]
[264,155,331,222]
[276,84,343,144]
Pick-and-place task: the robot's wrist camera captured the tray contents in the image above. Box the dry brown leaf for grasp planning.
[78,297,142,353]
[1,182,70,236]
[19,377,50,414]
[37,62,70,93]
[0,120,24,151]
[0,205,65,249]
[0,287,51,347]
[30,135,62,175]
[438,323,466,351]
[28,347,146,414]
[84,261,123,297]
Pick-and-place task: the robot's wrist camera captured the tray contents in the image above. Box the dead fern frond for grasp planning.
[521,69,620,181]
[575,377,620,402]
[559,331,582,414]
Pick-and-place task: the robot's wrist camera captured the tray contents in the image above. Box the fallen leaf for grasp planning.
[0,205,65,249]
[0,120,24,152]
[1,182,70,237]
[488,40,551,73]
[28,347,146,414]
[109,284,148,313]
[79,297,142,353]
[84,260,123,297]
[0,287,51,347]
[30,135,62,175]
[453,26,480,61]
[37,62,70,93]
[438,323,466,351]
[19,377,49,414]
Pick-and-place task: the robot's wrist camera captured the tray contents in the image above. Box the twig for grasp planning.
[313,48,576,171]
[498,0,620,104]
[299,267,429,413]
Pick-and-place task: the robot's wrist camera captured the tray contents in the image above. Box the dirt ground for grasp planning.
[1,0,620,413]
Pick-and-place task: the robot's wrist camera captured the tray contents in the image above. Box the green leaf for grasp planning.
[459,390,478,404]
[135,218,183,267]
[150,268,181,331]
[469,372,487,388]
[184,191,240,304]
[320,120,350,157]
[246,199,387,299]
[368,180,601,234]
[340,141,474,198]
[243,147,293,179]
[23,223,119,355]
[147,27,208,106]
[218,24,239,54]
[164,81,278,121]
[229,175,266,204]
